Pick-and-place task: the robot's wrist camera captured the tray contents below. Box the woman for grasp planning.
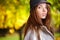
[23,0,54,40]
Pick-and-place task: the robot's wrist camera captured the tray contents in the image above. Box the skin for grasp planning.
[36,3,47,19]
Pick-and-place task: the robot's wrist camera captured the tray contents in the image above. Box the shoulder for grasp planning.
[24,29,37,40]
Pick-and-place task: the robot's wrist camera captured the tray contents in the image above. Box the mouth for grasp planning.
[42,13,47,16]
[42,14,46,16]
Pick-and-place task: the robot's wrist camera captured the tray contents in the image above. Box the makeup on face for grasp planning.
[36,3,47,19]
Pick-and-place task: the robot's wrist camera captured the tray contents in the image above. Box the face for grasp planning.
[36,3,47,19]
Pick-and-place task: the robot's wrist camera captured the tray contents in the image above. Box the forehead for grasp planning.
[38,3,47,6]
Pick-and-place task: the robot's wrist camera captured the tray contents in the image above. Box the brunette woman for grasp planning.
[24,0,54,40]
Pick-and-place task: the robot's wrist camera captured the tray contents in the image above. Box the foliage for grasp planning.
[0,0,30,29]
[0,0,60,31]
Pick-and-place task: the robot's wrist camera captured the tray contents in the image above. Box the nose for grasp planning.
[43,8,47,12]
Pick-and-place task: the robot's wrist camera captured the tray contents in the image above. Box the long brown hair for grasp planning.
[24,4,54,39]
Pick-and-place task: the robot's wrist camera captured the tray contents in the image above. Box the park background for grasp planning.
[0,0,60,40]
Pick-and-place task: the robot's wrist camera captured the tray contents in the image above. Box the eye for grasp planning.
[45,6,47,9]
[38,6,41,9]
[45,6,47,8]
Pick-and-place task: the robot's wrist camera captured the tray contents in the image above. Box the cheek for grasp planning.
[37,9,42,13]
[36,9,43,17]
[45,9,48,14]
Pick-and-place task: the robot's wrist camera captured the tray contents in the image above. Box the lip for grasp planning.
[42,13,47,15]
[42,14,47,16]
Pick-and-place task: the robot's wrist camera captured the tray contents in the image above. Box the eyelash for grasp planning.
[38,6,41,9]
[38,6,47,9]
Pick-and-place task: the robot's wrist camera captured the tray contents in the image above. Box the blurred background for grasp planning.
[0,0,60,40]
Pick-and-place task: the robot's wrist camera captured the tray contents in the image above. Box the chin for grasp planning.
[41,17,46,19]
